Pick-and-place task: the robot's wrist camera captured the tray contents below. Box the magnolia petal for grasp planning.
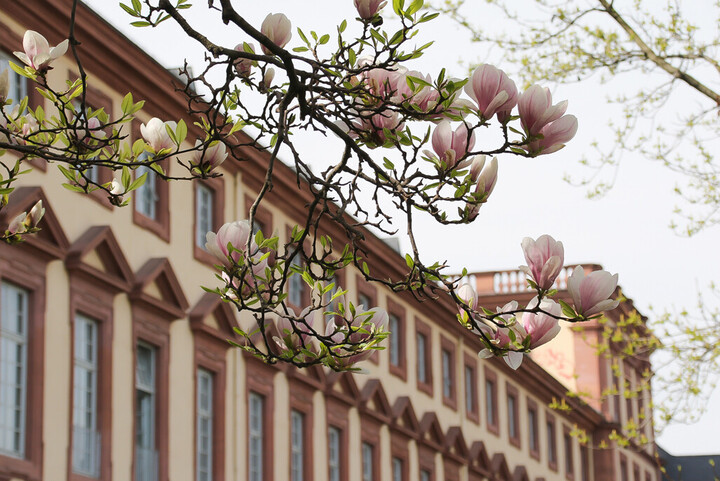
[505,351,524,370]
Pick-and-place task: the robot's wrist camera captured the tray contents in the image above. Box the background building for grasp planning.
[0,1,659,480]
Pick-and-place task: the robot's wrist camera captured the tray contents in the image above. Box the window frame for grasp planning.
[440,336,457,410]
[194,177,225,265]
[288,379,313,481]
[546,412,558,471]
[484,366,499,435]
[563,425,574,480]
[387,299,407,380]
[415,318,433,396]
[246,358,275,481]
[527,398,540,460]
[463,353,479,424]
[506,382,520,448]
[196,368,214,481]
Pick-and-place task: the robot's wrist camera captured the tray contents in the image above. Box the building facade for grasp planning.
[0,1,659,480]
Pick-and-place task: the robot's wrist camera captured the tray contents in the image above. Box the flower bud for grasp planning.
[7,212,27,235]
[567,266,620,317]
[260,13,292,55]
[190,139,227,171]
[354,0,387,19]
[464,64,518,121]
[28,200,44,227]
[430,121,475,169]
[140,118,176,152]
[234,43,255,78]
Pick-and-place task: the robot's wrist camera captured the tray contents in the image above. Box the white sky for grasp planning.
[83,0,720,456]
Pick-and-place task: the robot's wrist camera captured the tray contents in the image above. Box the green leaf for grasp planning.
[131,0,142,11]
[119,3,140,17]
[121,166,131,187]
[297,28,310,46]
[392,0,405,15]
[175,119,187,145]
[57,165,78,183]
[293,46,309,52]
[9,61,32,79]
[319,34,330,45]
[406,0,424,15]
[121,92,133,115]
[62,183,86,192]
[130,21,152,27]
[339,19,347,33]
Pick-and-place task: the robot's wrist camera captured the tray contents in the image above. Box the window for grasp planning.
[328,426,341,481]
[195,184,214,248]
[72,314,100,477]
[0,52,28,107]
[358,293,372,309]
[440,338,456,408]
[0,282,28,458]
[196,369,213,481]
[417,332,428,383]
[564,429,574,479]
[392,457,404,481]
[290,410,304,481]
[620,457,628,481]
[580,445,590,481]
[612,368,622,422]
[135,166,158,220]
[464,364,477,419]
[361,442,374,481]
[135,343,158,481]
[389,313,401,367]
[484,367,498,434]
[507,384,520,447]
[288,257,305,307]
[528,401,540,458]
[415,319,432,395]
[547,415,557,470]
[420,470,431,481]
[248,392,264,481]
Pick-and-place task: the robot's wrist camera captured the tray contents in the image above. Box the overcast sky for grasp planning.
[83,0,720,456]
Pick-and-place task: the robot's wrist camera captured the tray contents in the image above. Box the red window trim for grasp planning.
[390,431,410,481]
[289,380,315,481]
[484,366,499,435]
[527,398,540,460]
[547,412,558,472]
[564,425,575,480]
[360,418,381,481]
[246,357,276,481]
[326,396,350,481]
[506,382,521,449]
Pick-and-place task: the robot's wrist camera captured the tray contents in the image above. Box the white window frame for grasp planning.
[196,368,213,481]
[0,52,28,108]
[135,343,158,481]
[248,392,264,481]
[72,314,100,477]
[135,165,158,220]
[290,410,304,481]
[361,442,374,481]
[328,426,341,481]
[196,184,214,248]
[0,282,28,458]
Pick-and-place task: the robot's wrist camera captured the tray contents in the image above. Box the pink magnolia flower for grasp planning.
[466,156,498,220]
[262,68,275,90]
[518,85,568,136]
[28,200,45,227]
[109,179,124,203]
[14,30,69,72]
[464,64,518,122]
[7,200,44,235]
[520,298,562,348]
[354,0,387,19]
[7,212,27,235]
[273,307,317,355]
[522,114,578,156]
[430,121,475,169]
[325,305,388,368]
[363,67,406,103]
[519,235,564,291]
[140,118,176,152]
[567,266,620,318]
[456,283,478,311]
[351,110,405,147]
[233,43,255,77]
[260,13,292,55]
[400,71,442,115]
[190,139,227,171]
[205,220,266,273]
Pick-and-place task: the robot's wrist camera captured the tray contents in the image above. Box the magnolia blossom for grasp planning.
[567,265,620,318]
[518,85,568,136]
[0,69,8,102]
[325,305,388,367]
[354,0,387,19]
[76,117,106,145]
[519,235,564,291]
[430,121,475,169]
[401,71,442,115]
[523,115,578,156]
[109,179,124,203]
[205,220,265,268]
[520,298,562,348]
[464,64,518,122]
[466,156,498,220]
[351,110,404,147]
[260,13,292,54]
[363,67,406,103]
[7,200,45,235]
[262,68,275,90]
[190,139,227,171]
[14,30,68,71]
[272,308,317,355]
[456,283,478,311]
[233,43,255,77]
[140,117,176,152]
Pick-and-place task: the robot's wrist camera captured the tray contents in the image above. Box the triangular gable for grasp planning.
[66,225,133,293]
[286,363,326,390]
[189,291,239,344]
[491,453,512,481]
[360,379,393,423]
[512,466,530,481]
[469,441,492,476]
[391,397,420,438]
[324,371,360,406]
[130,258,188,320]
[1,186,69,260]
[444,426,469,461]
[418,412,445,450]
